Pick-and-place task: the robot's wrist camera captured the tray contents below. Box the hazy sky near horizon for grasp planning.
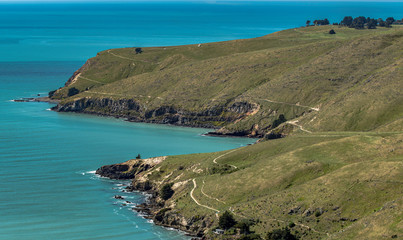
[1,0,403,2]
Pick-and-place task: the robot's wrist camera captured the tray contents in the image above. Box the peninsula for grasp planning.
[50,25,403,239]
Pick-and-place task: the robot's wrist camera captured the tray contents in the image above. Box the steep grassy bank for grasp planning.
[51,26,403,137]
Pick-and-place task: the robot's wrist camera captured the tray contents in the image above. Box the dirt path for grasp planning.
[107,50,138,61]
[260,98,319,111]
[85,91,125,97]
[212,148,240,168]
[78,75,104,84]
[190,178,220,213]
[107,50,158,64]
[190,148,243,213]
[287,119,312,133]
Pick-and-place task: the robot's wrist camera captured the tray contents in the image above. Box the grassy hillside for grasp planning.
[53,25,403,239]
[110,131,402,239]
[51,25,403,136]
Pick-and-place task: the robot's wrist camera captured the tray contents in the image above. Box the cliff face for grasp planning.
[96,158,210,237]
[53,97,261,136]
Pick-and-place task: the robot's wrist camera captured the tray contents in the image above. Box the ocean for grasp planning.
[0,1,401,239]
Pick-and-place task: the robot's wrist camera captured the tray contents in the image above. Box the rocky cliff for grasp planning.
[96,157,211,238]
[53,97,261,136]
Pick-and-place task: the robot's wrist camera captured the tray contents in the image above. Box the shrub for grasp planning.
[267,227,298,240]
[288,222,296,228]
[135,47,143,54]
[272,114,286,128]
[67,87,79,97]
[219,211,237,230]
[240,233,262,240]
[329,29,336,34]
[160,183,174,200]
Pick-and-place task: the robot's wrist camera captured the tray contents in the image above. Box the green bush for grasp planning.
[240,233,262,240]
[267,227,298,240]
[219,211,237,230]
[67,87,79,97]
[160,183,174,200]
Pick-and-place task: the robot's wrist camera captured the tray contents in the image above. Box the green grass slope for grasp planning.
[52,26,403,136]
[137,132,403,239]
[54,26,403,239]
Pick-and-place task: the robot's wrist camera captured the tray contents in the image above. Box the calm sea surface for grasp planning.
[0,1,401,239]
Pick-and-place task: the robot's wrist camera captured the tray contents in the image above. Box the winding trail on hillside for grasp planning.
[190,148,243,213]
[107,50,158,64]
[258,98,319,133]
[190,178,220,214]
[286,119,313,133]
[78,75,104,84]
[212,148,240,168]
[85,91,126,97]
[260,98,319,111]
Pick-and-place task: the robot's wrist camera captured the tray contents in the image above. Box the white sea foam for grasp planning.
[86,170,96,174]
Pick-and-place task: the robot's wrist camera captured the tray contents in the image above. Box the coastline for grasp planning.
[96,160,206,239]
[46,98,261,138]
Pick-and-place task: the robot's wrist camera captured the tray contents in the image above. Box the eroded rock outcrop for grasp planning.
[53,97,261,136]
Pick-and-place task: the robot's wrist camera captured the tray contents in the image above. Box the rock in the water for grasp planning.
[114,195,124,200]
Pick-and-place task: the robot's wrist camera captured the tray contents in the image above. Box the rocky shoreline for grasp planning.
[96,159,209,239]
[50,97,263,138]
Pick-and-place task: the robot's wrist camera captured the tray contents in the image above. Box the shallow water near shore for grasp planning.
[1,1,402,239]
[0,61,256,239]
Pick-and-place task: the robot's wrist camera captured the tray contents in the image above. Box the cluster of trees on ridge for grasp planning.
[306,16,400,29]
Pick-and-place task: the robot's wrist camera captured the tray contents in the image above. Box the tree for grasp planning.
[67,87,79,97]
[160,183,174,200]
[236,219,253,234]
[386,17,395,25]
[341,16,353,27]
[306,20,311,27]
[136,154,141,159]
[379,19,386,27]
[135,47,143,54]
[352,16,366,29]
[313,19,329,26]
[367,18,377,29]
[267,227,298,240]
[329,29,336,34]
[219,211,237,230]
[272,114,286,128]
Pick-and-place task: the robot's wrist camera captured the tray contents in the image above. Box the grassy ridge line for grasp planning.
[52,26,403,137]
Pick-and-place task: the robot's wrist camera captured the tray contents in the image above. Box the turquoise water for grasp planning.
[0,1,402,61]
[0,1,402,240]
[0,61,256,239]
